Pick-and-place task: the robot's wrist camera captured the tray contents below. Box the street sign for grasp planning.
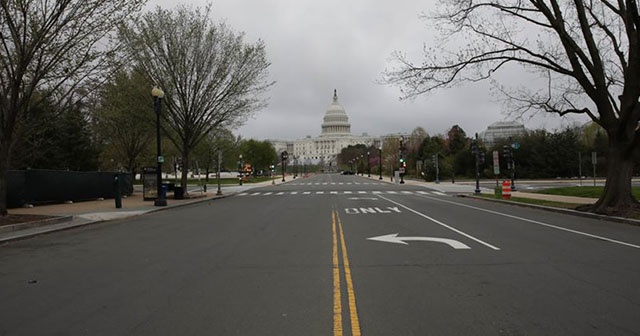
[511,142,521,150]
[493,150,500,175]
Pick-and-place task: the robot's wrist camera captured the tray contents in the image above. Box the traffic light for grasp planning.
[471,140,478,155]
[503,145,513,170]
[502,145,511,159]
[479,151,485,164]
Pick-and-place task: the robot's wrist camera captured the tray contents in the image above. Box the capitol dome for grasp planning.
[320,89,351,137]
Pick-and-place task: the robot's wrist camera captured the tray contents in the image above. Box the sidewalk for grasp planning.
[370,175,599,204]
[1,178,288,243]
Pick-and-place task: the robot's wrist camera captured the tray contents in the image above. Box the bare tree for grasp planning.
[0,0,147,215]
[385,0,640,215]
[119,4,273,195]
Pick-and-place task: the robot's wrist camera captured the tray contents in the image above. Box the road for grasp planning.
[1,174,639,335]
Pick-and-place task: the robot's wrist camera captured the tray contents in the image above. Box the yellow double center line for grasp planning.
[332,210,361,336]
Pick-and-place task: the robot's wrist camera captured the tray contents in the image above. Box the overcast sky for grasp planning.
[148,0,589,141]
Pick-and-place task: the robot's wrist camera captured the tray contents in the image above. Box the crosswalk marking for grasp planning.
[287,182,386,186]
[235,190,447,197]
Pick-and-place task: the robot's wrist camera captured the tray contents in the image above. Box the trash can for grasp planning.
[161,184,168,199]
[174,186,184,199]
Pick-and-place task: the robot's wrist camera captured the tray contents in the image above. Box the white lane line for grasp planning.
[330,191,339,194]
[379,195,501,250]
[275,192,285,195]
[263,192,273,196]
[303,191,311,195]
[237,193,249,196]
[415,194,640,250]
[291,191,298,195]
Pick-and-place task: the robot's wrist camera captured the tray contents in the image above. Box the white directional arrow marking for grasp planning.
[367,233,471,249]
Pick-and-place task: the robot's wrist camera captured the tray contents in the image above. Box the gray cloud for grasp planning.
[148,0,589,140]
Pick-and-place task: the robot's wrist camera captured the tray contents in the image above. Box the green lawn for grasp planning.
[533,186,640,199]
[479,193,582,209]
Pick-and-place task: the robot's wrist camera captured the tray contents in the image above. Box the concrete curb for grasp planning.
[2,177,297,243]
[0,192,238,244]
[0,215,74,235]
[462,194,640,227]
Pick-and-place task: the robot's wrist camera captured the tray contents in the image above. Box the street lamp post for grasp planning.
[399,136,405,184]
[238,154,243,186]
[378,146,383,180]
[367,151,371,177]
[281,151,288,182]
[152,87,167,207]
[271,164,275,185]
[216,150,222,195]
[473,133,481,194]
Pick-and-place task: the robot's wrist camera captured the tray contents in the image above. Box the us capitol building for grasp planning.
[269,90,525,169]
[270,90,383,168]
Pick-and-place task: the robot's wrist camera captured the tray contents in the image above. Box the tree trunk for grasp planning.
[0,154,9,217]
[0,142,10,216]
[181,152,189,197]
[589,142,638,215]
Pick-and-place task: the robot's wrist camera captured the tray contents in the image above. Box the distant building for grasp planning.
[269,90,380,168]
[480,121,526,146]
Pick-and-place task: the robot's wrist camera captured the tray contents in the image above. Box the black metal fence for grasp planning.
[8,169,133,208]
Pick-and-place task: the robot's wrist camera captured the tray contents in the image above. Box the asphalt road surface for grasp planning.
[2,174,639,335]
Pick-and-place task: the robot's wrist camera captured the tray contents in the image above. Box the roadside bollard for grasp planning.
[114,174,122,208]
